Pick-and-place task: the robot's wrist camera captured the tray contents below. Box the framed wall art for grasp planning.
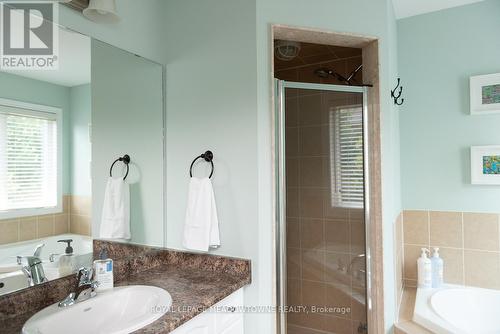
[470,73,500,115]
[471,145,500,185]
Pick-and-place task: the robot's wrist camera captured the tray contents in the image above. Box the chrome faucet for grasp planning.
[348,253,366,279]
[19,256,48,286]
[59,267,99,307]
[17,243,48,286]
[49,253,59,262]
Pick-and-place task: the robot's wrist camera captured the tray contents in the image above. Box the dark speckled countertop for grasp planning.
[0,240,251,334]
[124,263,250,333]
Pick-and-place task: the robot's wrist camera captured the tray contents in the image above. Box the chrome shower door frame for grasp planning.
[275,80,371,334]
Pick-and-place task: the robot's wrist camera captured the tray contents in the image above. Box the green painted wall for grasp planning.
[0,72,71,195]
[69,84,91,197]
[61,1,402,331]
[399,0,500,213]
[163,0,401,332]
[91,40,164,246]
[60,1,167,246]
[162,1,260,330]
[59,1,165,65]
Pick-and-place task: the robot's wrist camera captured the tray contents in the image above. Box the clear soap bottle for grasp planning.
[431,247,444,288]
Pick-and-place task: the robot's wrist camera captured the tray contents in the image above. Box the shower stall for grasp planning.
[275,80,370,334]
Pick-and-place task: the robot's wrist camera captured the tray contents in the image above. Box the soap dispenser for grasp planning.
[57,239,74,276]
[417,248,432,288]
[431,247,444,288]
[93,248,114,291]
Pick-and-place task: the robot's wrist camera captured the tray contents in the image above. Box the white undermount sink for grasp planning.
[22,285,172,334]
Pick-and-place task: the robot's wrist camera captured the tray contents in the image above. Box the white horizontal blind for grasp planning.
[0,105,58,213]
[330,105,364,208]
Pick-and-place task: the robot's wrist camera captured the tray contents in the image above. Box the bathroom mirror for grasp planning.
[0,25,164,297]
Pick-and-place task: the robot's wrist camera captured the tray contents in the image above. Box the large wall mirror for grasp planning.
[0,24,164,297]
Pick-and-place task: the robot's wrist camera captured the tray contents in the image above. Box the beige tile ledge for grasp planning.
[395,287,433,334]
[395,321,433,334]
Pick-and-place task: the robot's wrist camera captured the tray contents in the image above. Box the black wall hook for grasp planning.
[189,150,214,178]
[109,154,131,180]
[391,78,404,106]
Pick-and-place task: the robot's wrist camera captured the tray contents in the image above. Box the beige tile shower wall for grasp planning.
[402,210,500,290]
[0,195,70,245]
[0,195,92,245]
[275,55,363,86]
[285,89,367,334]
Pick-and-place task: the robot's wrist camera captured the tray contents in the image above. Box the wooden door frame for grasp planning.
[271,24,384,334]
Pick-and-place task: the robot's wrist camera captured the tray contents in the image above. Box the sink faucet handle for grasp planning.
[49,253,61,262]
[76,267,93,284]
[33,243,45,258]
[90,280,100,290]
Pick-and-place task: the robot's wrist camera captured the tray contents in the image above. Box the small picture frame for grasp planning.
[470,73,500,115]
[471,146,500,185]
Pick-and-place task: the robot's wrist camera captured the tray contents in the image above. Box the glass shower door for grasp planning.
[276,80,369,334]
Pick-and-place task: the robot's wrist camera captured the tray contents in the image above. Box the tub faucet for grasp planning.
[33,243,44,258]
[17,243,45,265]
[348,254,366,279]
[16,243,47,286]
[59,267,99,307]
[19,256,48,286]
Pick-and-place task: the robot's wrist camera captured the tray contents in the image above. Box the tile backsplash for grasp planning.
[400,210,500,290]
[0,195,91,245]
[69,195,92,236]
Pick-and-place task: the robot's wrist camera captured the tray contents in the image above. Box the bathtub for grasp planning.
[413,284,500,334]
[0,234,92,296]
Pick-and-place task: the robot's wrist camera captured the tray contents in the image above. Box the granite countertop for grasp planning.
[0,240,251,334]
[123,263,250,333]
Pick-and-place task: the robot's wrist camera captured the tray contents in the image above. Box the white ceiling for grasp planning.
[393,0,486,19]
[2,28,91,87]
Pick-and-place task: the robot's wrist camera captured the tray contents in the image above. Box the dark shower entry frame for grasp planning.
[275,79,371,334]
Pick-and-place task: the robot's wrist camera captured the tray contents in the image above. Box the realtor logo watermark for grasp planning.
[0,1,59,70]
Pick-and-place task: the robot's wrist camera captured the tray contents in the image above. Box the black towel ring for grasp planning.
[109,154,131,180]
[189,150,214,178]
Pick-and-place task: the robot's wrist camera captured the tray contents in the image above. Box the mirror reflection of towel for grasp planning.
[99,177,131,239]
[182,177,220,252]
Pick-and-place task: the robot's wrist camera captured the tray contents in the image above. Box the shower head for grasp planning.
[314,65,363,85]
[314,67,345,81]
[314,68,334,78]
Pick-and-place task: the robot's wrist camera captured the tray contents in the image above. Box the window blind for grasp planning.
[330,105,364,208]
[0,105,58,212]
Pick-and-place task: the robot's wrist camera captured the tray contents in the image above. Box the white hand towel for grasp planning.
[99,177,131,239]
[182,177,220,252]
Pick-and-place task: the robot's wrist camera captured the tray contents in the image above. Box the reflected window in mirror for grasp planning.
[0,99,62,219]
[0,26,92,295]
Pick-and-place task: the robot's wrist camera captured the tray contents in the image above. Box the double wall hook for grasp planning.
[391,78,404,106]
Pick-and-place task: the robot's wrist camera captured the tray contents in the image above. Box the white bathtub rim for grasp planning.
[413,284,467,334]
[0,233,92,269]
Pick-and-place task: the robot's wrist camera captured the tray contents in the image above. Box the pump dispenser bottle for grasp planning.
[417,248,432,288]
[431,247,444,288]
